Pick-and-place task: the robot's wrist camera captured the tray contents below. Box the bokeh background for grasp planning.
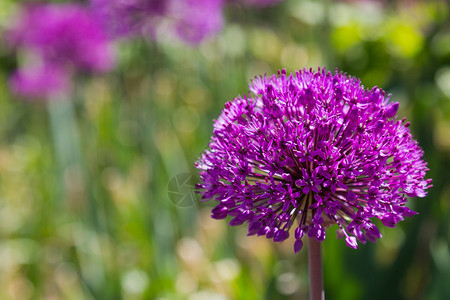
[0,0,449,299]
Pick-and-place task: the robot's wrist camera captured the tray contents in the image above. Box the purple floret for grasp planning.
[196,67,432,253]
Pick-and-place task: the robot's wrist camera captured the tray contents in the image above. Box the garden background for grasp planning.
[0,0,449,299]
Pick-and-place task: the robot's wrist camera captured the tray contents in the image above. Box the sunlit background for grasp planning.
[0,0,449,299]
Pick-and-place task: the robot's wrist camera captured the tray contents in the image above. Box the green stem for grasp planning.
[47,98,81,201]
[308,237,325,300]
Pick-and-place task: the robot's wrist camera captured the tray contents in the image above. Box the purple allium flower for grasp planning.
[171,0,224,44]
[6,3,115,99]
[196,68,432,253]
[8,4,115,72]
[90,0,167,38]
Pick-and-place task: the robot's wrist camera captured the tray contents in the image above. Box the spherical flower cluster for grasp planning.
[196,68,432,253]
[6,3,115,99]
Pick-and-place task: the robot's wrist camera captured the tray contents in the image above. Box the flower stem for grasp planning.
[308,237,325,300]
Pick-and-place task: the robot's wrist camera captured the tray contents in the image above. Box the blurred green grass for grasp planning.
[0,0,449,299]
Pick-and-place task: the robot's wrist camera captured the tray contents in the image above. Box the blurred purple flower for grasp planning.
[10,64,70,99]
[171,0,224,44]
[90,0,224,44]
[6,3,115,99]
[234,0,283,6]
[90,0,167,38]
[196,68,432,253]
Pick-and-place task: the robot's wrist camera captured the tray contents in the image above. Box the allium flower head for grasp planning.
[6,3,115,99]
[171,0,224,44]
[8,4,115,72]
[196,68,432,253]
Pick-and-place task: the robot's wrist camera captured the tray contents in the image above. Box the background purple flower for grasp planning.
[90,0,167,38]
[9,64,70,99]
[6,3,115,99]
[233,0,283,6]
[171,0,224,44]
[90,0,224,44]
[196,68,432,253]
[89,0,284,44]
